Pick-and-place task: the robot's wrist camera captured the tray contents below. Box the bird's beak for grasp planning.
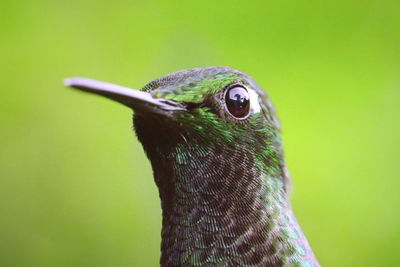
[64,77,186,116]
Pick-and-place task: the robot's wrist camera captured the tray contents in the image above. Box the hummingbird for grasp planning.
[65,67,319,267]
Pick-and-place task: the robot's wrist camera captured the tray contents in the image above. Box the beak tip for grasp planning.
[64,77,90,88]
[64,77,81,88]
[64,78,72,87]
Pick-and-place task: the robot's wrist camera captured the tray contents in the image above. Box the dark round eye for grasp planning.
[225,86,250,118]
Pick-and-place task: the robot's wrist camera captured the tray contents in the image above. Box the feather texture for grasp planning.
[133,67,319,266]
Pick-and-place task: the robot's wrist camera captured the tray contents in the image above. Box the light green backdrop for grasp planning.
[0,0,399,266]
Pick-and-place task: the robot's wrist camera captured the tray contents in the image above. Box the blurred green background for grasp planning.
[0,0,399,266]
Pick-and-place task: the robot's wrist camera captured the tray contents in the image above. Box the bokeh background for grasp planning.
[1,0,399,266]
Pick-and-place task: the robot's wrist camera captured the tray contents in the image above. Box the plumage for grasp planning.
[66,66,319,266]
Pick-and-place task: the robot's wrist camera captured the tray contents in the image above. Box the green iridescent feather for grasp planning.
[133,67,319,266]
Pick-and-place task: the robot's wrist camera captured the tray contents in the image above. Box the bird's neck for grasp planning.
[146,143,318,266]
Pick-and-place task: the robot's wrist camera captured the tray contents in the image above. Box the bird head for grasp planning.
[65,67,288,189]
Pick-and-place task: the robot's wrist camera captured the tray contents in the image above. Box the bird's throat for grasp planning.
[133,115,318,266]
[150,154,314,265]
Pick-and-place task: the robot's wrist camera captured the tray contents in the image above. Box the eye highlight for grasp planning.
[224,85,250,119]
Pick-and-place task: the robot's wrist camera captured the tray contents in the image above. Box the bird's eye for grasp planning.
[224,86,250,119]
